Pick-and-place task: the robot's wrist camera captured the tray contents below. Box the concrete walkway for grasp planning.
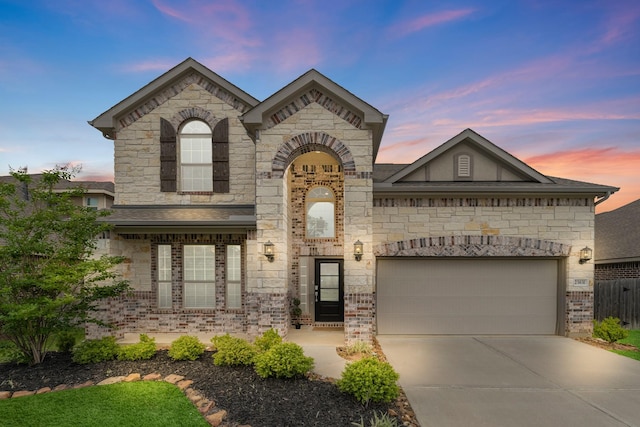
[121,327,347,379]
[378,335,640,427]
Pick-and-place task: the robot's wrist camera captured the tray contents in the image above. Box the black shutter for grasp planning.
[160,118,177,192]
[212,118,229,193]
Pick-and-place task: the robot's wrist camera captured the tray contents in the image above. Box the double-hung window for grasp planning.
[157,245,172,309]
[180,120,213,192]
[226,245,242,309]
[183,245,215,308]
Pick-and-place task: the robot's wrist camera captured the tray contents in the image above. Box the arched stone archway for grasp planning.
[271,132,355,178]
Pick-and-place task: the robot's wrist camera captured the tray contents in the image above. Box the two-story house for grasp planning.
[88,58,617,343]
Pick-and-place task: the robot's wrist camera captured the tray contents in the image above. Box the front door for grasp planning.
[315,259,344,322]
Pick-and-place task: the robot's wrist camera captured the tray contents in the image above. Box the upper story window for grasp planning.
[180,120,213,192]
[85,197,99,210]
[306,186,335,238]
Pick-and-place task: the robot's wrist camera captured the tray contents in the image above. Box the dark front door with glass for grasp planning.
[315,259,344,322]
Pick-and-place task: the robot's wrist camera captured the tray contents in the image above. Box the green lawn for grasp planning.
[613,330,640,361]
[0,381,209,427]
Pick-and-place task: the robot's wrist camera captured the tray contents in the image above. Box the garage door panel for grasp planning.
[377,259,558,335]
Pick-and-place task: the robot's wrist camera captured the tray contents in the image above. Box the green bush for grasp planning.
[168,335,206,361]
[118,334,157,361]
[72,336,119,364]
[253,328,282,353]
[211,334,257,366]
[337,357,399,405]
[593,317,629,343]
[55,330,80,353]
[254,342,314,379]
[0,340,28,364]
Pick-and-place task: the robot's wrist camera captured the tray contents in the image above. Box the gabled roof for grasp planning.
[240,69,388,160]
[0,174,114,197]
[89,58,259,139]
[383,128,552,184]
[374,128,619,198]
[595,199,640,263]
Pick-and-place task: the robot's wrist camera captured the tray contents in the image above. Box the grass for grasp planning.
[0,381,209,427]
[612,330,640,361]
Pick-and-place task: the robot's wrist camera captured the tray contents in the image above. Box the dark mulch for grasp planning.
[1,350,416,427]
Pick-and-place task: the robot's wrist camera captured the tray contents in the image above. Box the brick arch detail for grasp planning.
[271,132,356,178]
[374,235,571,257]
[170,106,218,131]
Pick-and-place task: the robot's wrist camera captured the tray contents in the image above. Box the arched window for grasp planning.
[306,186,335,238]
[180,120,212,191]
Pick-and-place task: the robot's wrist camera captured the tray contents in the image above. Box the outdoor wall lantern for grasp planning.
[263,241,275,262]
[354,240,363,261]
[579,246,593,264]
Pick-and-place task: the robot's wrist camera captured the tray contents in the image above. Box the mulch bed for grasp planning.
[1,347,419,427]
[575,336,639,352]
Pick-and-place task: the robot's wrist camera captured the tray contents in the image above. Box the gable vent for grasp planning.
[457,154,471,177]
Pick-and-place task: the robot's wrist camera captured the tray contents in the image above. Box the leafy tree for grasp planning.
[0,166,129,364]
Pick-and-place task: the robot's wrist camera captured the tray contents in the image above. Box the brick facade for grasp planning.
[89,59,609,343]
[595,262,640,280]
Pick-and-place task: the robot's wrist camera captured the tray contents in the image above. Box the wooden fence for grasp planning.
[594,279,640,329]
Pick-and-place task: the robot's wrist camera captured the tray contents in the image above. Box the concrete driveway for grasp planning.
[377,336,640,427]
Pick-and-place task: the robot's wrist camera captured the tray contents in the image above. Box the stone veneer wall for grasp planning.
[113,80,255,206]
[595,261,640,280]
[255,100,375,344]
[373,196,596,336]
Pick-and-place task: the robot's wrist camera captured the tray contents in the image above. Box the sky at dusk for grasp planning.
[0,0,638,212]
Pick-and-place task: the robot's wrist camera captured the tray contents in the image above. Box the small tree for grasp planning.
[0,166,129,364]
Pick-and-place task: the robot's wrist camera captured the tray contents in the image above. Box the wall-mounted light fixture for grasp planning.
[263,240,274,262]
[354,240,363,261]
[579,246,592,264]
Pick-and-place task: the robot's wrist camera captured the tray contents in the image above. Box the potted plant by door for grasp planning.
[291,298,302,329]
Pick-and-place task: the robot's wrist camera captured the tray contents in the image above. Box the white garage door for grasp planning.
[377,258,558,335]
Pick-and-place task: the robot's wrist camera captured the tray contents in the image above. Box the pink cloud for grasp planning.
[389,9,476,37]
[524,147,640,212]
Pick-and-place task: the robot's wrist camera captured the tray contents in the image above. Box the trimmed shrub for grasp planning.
[72,336,119,364]
[211,334,257,366]
[593,317,629,343]
[169,335,206,361]
[253,328,282,353]
[337,357,399,405]
[254,342,314,379]
[0,340,28,364]
[118,334,157,361]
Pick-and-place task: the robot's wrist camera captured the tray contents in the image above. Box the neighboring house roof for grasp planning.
[0,174,114,197]
[89,58,260,139]
[595,199,640,263]
[240,69,388,161]
[104,205,256,232]
[373,128,619,200]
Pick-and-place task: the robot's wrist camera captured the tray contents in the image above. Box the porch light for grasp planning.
[263,241,274,262]
[579,246,592,264]
[354,240,363,261]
